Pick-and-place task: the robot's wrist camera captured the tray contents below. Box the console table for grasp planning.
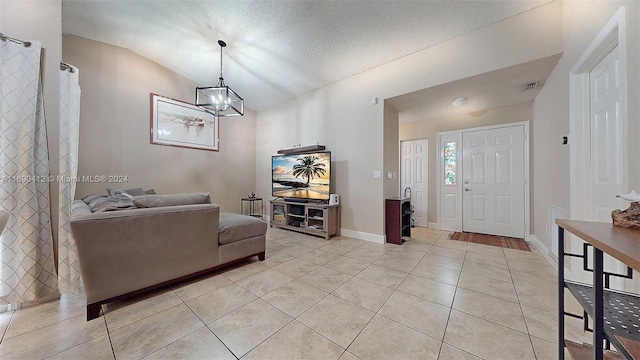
[557,219,640,360]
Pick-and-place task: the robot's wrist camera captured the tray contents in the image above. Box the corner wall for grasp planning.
[63,35,257,212]
[257,2,562,239]
[383,102,400,200]
[531,0,640,254]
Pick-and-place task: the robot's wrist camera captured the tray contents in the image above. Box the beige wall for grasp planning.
[532,0,640,253]
[63,35,256,213]
[383,102,400,200]
[399,103,533,225]
[1,0,62,244]
[257,2,562,239]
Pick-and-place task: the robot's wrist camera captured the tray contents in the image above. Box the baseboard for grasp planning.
[428,222,439,229]
[528,233,558,271]
[340,228,385,244]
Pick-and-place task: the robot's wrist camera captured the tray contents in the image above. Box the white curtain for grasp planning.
[0,39,58,304]
[57,64,81,294]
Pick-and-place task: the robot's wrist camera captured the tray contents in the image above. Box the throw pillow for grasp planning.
[86,195,108,211]
[91,194,136,213]
[107,187,146,196]
[82,194,106,205]
[133,193,211,208]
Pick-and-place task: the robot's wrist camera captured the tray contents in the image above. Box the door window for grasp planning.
[444,141,456,185]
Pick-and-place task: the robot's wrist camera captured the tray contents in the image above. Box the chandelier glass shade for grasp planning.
[196,40,244,116]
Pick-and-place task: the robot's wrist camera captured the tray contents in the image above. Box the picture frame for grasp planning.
[150,93,219,151]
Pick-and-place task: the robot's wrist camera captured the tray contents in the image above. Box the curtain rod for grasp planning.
[60,62,75,73]
[0,33,31,48]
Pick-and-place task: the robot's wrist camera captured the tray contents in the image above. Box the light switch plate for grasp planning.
[373,171,381,179]
[387,171,393,179]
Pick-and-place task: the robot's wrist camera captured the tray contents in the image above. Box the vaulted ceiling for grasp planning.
[62,0,551,112]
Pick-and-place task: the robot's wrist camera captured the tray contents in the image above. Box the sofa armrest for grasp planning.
[70,203,220,304]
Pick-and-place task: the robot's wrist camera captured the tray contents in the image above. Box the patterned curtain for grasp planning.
[57,64,81,294]
[0,39,58,304]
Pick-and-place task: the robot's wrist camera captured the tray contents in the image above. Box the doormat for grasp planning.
[449,232,531,252]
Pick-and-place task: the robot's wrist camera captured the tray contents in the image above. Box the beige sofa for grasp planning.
[70,196,266,320]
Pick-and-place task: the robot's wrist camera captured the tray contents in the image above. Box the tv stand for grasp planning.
[270,199,340,240]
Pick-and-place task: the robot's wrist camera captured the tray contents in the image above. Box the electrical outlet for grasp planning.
[373,171,381,179]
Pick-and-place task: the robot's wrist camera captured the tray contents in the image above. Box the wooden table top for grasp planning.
[556,219,640,272]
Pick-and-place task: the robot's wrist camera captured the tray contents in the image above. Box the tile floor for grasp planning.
[0,227,587,359]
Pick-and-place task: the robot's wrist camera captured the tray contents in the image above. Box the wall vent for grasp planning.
[522,82,538,91]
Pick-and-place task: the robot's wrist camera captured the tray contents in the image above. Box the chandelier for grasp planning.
[195,40,244,116]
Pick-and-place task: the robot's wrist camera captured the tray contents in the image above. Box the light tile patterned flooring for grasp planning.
[0,227,587,359]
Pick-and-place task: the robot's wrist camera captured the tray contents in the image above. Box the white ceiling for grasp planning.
[62,0,551,112]
[388,53,562,124]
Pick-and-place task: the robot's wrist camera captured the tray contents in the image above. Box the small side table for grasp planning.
[241,197,263,219]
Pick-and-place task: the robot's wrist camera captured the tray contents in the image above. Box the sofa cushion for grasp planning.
[133,193,211,208]
[218,213,267,245]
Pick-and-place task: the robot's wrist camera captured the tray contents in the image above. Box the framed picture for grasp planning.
[150,93,219,151]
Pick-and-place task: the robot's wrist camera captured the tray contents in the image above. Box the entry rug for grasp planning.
[449,232,531,252]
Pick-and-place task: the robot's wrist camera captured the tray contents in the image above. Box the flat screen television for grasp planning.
[272,151,331,201]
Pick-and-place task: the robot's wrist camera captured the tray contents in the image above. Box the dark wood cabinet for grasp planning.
[385,197,411,245]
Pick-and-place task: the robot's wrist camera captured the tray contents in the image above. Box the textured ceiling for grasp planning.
[62,0,551,112]
[388,54,562,124]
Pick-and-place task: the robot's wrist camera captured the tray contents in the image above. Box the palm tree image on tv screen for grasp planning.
[272,152,331,200]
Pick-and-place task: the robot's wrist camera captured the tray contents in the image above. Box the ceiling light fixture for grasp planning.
[451,97,468,107]
[196,40,244,116]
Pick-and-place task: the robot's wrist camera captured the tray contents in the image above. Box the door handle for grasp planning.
[465,188,471,192]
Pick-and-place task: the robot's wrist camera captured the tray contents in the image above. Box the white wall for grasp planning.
[257,2,563,239]
[63,35,257,213]
[532,0,640,255]
[400,103,533,225]
[1,0,62,246]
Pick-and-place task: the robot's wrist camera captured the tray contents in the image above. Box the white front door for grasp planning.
[401,139,428,227]
[588,46,623,222]
[462,125,525,238]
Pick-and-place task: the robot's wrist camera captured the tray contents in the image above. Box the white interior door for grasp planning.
[462,126,525,238]
[588,46,629,288]
[588,46,623,222]
[401,139,428,227]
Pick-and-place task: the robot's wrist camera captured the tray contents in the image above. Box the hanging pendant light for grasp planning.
[196,40,244,116]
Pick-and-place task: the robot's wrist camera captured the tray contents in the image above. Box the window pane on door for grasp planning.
[444,141,456,185]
